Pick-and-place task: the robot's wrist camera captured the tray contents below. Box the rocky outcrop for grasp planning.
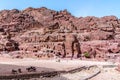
[116,64,120,72]
[0,7,120,60]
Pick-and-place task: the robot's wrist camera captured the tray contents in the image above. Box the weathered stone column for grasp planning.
[65,34,81,58]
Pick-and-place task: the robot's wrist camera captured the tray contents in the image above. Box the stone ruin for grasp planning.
[0,7,120,61]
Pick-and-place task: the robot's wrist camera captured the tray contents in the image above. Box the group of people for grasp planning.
[11,66,36,74]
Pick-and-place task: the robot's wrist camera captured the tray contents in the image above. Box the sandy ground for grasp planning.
[90,67,120,80]
[0,57,120,80]
[32,67,99,80]
[0,58,84,71]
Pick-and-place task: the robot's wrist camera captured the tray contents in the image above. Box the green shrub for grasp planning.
[84,52,90,58]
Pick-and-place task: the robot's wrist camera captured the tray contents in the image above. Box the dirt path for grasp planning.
[0,58,119,80]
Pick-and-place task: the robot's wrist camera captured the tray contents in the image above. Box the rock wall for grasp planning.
[0,7,120,59]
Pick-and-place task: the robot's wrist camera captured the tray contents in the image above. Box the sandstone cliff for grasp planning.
[0,7,120,60]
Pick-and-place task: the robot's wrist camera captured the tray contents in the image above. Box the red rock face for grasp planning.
[0,7,120,60]
[117,65,120,72]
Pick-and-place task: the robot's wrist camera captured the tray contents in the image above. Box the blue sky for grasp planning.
[0,0,120,18]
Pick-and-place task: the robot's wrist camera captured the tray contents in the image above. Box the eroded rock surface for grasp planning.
[0,7,120,60]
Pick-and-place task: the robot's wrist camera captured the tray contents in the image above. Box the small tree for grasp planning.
[84,52,90,58]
